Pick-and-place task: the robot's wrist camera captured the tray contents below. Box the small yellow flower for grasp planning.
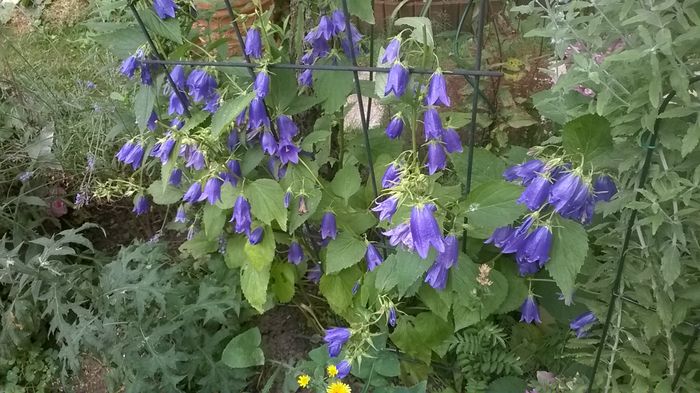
[326,364,338,377]
[327,381,352,393]
[297,374,311,388]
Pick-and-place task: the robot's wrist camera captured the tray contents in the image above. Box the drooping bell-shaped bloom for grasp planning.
[248,97,270,130]
[310,37,330,58]
[339,24,363,57]
[116,141,134,162]
[284,191,292,208]
[231,195,252,234]
[383,221,414,250]
[119,51,141,78]
[300,51,316,65]
[316,15,335,41]
[150,136,176,164]
[277,139,300,165]
[426,142,447,175]
[371,195,399,222]
[186,69,218,103]
[245,27,263,59]
[199,177,223,205]
[185,146,206,170]
[385,115,404,139]
[442,128,462,153]
[288,241,304,265]
[169,64,186,90]
[171,118,184,130]
[248,227,264,245]
[147,111,158,131]
[140,63,153,86]
[410,204,445,259]
[331,10,346,33]
[503,159,545,184]
[321,212,338,240]
[500,216,534,254]
[520,295,541,324]
[225,159,242,186]
[426,70,451,107]
[436,235,458,268]
[570,311,597,338]
[169,168,182,186]
[261,131,278,155]
[183,182,202,204]
[384,62,409,97]
[515,226,552,273]
[424,260,449,290]
[336,360,351,379]
[153,0,176,19]
[277,115,299,140]
[132,195,149,216]
[254,71,270,98]
[324,327,351,358]
[168,92,188,116]
[485,226,513,249]
[227,130,239,151]
[381,164,401,189]
[365,243,383,271]
[307,263,322,284]
[423,108,444,140]
[298,69,313,87]
[549,172,591,219]
[122,142,144,170]
[517,174,551,211]
[235,106,247,127]
[174,204,187,223]
[380,37,401,64]
[593,175,617,202]
[388,307,397,327]
[203,92,220,113]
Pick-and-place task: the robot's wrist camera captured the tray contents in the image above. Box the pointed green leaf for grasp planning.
[244,226,275,270]
[270,262,296,303]
[221,327,265,368]
[202,204,226,240]
[210,92,255,138]
[245,179,287,231]
[319,267,361,314]
[462,180,526,238]
[331,164,361,201]
[545,216,588,304]
[241,261,271,312]
[561,114,613,164]
[324,231,366,274]
[134,84,155,131]
[375,250,432,297]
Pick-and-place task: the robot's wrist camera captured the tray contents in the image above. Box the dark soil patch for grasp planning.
[258,305,315,363]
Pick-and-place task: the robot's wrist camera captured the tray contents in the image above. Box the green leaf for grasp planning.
[450,148,506,189]
[375,250,432,297]
[496,261,529,314]
[179,232,218,260]
[179,111,210,133]
[210,92,255,138]
[245,179,287,231]
[147,180,183,205]
[561,114,613,164]
[268,69,299,112]
[270,262,295,303]
[395,17,434,47]
[348,0,375,24]
[244,226,276,270]
[418,286,452,321]
[319,267,361,314]
[462,180,526,238]
[224,235,247,269]
[331,164,361,201]
[545,216,588,304]
[289,188,322,233]
[202,204,227,241]
[140,9,182,44]
[681,121,700,157]
[241,260,271,312]
[661,245,680,288]
[221,327,265,368]
[375,382,427,393]
[324,232,367,274]
[93,27,144,58]
[486,377,528,393]
[134,85,155,131]
[315,66,354,113]
[390,312,452,364]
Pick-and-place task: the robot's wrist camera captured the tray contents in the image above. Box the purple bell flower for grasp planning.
[254,71,270,98]
[385,62,409,97]
[298,69,313,87]
[277,139,300,165]
[520,295,541,324]
[442,128,462,153]
[515,226,552,274]
[227,130,240,151]
[381,164,401,188]
[183,182,202,204]
[311,37,330,58]
[388,307,397,327]
[324,327,351,358]
[288,241,304,265]
[570,311,597,338]
[116,141,134,162]
[424,261,449,290]
[248,227,264,245]
[132,195,149,216]
[365,243,383,271]
[168,92,188,116]
[485,226,513,249]
[186,69,218,103]
[199,177,223,205]
[503,159,545,184]
[150,136,176,164]
[549,172,591,220]
[321,212,338,240]
[385,115,404,139]
[331,10,346,33]
[500,216,534,254]
[169,168,183,186]
[383,221,414,250]
[276,115,299,140]
[244,27,263,59]
[171,118,184,130]
[248,97,270,130]
[225,159,242,186]
[300,51,316,65]
[169,64,186,90]
[147,111,158,131]
[140,63,153,86]
[340,24,363,57]
[380,37,401,64]
[371,195,399,222]
[336,360,351,379]
[284,191,292,208]
[231,195,252,234]
[517,174,552,211]
[436,235,458,268]
[122,142,144,170]
[185,147,206,170]
[307,264,322,284]
[203,92,220,113]
[423,108,444,140]
[119,51,141,78]
[410,204,445,259]
[261,131,278,155]
[236,106,247,126]
[593,175,617,202]
[174,204,187,223]
[153,0,177,19]
[316,15,335,40]
[426,70,451,107]
[426,141,447,175]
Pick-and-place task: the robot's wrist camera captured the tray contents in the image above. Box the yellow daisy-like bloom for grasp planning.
[327,381,351,393]
[297,374,311,388]
[326,364,338,377]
